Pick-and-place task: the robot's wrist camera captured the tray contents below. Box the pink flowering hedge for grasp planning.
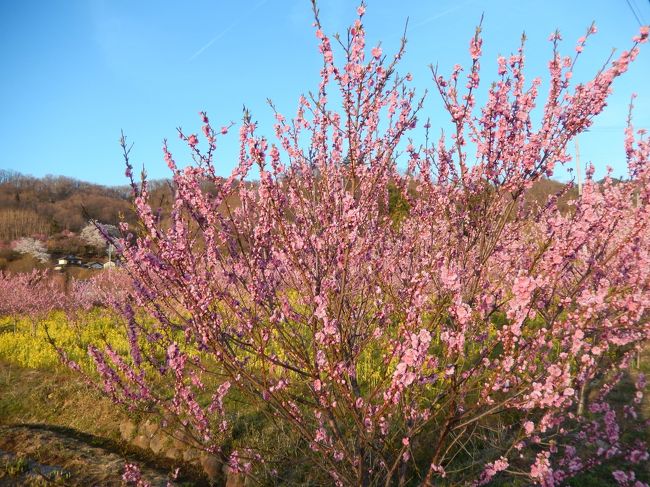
[66,5,650,486]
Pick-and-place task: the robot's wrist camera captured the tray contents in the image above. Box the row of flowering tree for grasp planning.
[0,268,129,333]
[69,4,649,486]
[0,270,62,334]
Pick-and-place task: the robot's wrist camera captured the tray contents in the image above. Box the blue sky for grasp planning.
[1,0,649,186]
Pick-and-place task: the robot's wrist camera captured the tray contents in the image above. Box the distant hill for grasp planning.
[525,177,579,212]
[0,169,584,240]
[0,170,177,272]
[0,170,176,240]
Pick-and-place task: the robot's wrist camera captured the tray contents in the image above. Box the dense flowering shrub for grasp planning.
[80,5,650,486]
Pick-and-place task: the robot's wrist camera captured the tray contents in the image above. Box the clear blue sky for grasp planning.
[1,0,649,186]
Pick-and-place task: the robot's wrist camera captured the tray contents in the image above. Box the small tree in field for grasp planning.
[12,237,50,264]
[80,220,119,254]
[80,5,649,486]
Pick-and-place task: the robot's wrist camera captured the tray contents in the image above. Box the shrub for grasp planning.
[72,5,650,486]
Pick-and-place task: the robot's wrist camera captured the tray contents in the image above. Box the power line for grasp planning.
[634,0,650,25]
[631,0,648,24]
[625,0,644,26]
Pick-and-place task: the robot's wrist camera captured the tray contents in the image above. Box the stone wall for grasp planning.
[119,419,246,486]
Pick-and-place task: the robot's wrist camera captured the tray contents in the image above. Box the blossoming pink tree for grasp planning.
[0,270,65,334]
[69,269,131,312]
[81,5,649,486]
[62,270,133,332]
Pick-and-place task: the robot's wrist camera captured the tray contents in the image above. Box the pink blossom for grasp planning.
[524,421,535,435]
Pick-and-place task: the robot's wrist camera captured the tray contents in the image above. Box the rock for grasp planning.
[164,447,179,460]
[132,435,150,450]
[182,447,200,463]
[172,429,192,450]
[225,467,247,487]
[119,420,136,441]
[149,432,167,455]
[200,454,222,482]
[140,419,159,439]
[172,437,186,450]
